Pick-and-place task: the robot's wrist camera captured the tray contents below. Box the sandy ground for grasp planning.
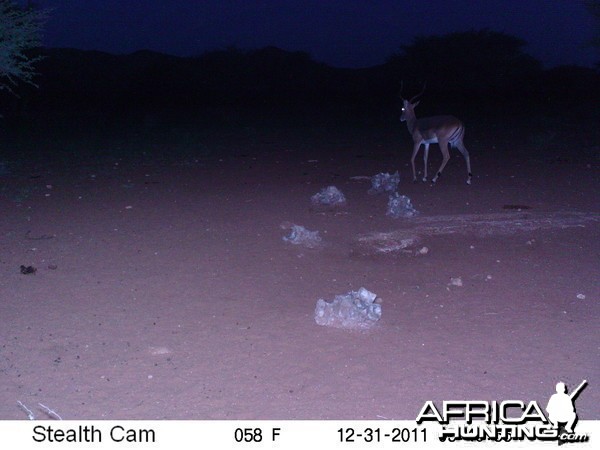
[0,124,598,420]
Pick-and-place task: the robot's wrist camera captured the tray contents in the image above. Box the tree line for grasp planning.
[1,1,598,120]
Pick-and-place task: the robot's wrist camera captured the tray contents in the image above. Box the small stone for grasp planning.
[20,265,37,275]
[449,277,463,287]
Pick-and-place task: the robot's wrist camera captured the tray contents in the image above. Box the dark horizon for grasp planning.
[35,0,598,70]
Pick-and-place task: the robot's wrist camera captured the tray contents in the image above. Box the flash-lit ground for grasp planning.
[0,121,598,419]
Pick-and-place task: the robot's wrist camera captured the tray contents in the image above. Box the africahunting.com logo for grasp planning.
[416,380,589,444]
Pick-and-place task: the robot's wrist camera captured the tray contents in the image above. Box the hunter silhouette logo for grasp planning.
[546,379,588,442]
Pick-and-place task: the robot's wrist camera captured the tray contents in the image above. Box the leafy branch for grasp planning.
[0,0,48,95]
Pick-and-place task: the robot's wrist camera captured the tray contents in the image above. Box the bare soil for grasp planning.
[1,124,598,420]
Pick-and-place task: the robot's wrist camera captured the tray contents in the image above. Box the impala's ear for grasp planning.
[413,100,420,108]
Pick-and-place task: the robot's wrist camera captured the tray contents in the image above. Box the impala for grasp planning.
[400,84,472,185]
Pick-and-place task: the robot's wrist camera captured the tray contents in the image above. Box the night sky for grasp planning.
[33,0,598,69]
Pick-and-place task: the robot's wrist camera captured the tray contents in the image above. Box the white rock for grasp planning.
[449,277,463,287]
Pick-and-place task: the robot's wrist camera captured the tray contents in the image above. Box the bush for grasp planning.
[0,0,47,94]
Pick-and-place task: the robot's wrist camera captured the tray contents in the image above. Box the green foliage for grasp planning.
[0,0,47,94]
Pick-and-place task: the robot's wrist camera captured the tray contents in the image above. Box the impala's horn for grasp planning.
[410,82,427,103]
[398,80,405,101]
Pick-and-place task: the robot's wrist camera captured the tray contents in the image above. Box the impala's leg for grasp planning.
[431,139,450,184]
[410,142,421,183]
[455,140,472,185]
[422,143,430,182]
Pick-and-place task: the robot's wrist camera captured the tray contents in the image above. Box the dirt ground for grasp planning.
[0,123,598,420]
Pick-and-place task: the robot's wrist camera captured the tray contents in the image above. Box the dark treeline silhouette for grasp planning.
[388,30,543,100]
[2,30,599,127]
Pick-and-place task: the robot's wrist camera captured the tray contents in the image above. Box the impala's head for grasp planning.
[400,99,418,122]
[399,81,426,122]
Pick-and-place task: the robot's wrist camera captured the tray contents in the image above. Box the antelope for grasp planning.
[400,84,472,185]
